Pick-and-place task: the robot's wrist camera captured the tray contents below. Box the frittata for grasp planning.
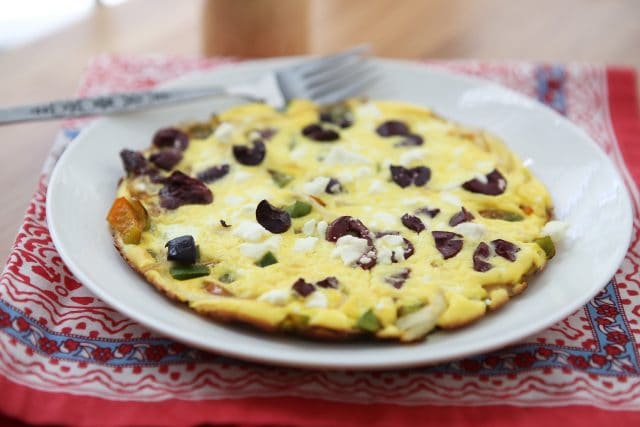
[107,99,562,342]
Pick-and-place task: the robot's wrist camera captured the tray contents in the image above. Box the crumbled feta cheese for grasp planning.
[290,146,307,161]
[440,192,462,206]
[337,171,354,183]
[375,234,405,264]
[240,203,256,214]
[379,234,404,246]
[232,221,268,242]
[454,222,486,241]
[305,291,328,308]
[332,235,369,265]
[402,197,421,206]
[355,167,374,178]
[497,177,506,192]
[400,149,427,166]
[316,221,328,238]
[368,180,384,194]
[224,195,244,205]
[541,220,569,241]
[239,244,266,260]
[473,172,488,184]
[234,171,252,183]
[439,181,464,191]
[258,289,290,306]
[213,122,234,144]
[303,176,331,195]
[239,236,281,259]
[356,102,382,118]
[371,212,398,229]
[327,181,342,193]
[294,237,318,253]
[324,146,369,165]
[302,219,317,236]
[133,181,150,193]
[392,247,406,262]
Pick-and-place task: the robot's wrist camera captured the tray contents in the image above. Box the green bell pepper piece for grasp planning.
[256,251,278,267]
[285,200,312,218]
[269,170,293,188]
[534,236,556,259]
[170,264,209,280]
[357,309,381,333]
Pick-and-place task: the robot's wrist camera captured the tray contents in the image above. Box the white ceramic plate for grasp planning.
[47,58,633,370]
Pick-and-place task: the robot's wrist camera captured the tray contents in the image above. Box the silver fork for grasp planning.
[0,46,374,125]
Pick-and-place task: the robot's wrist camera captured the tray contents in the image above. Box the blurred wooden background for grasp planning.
[0,0,639,262]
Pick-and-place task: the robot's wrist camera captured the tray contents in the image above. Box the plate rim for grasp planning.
[46,57,634,370]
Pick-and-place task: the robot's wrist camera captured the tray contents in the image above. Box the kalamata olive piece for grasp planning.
[120,149,149,175]
[196,164,230,183]
[376,120,410,137]
[472,242,492,272]
[491,239,520,261]
[449,207,475,227]
[149,148,183,171]
[233,140,266,166]
[159,171,213,209]
[255,200,291,234]
[256,128,276,140]
[316,276,339,289]
[462,169,507,195]
[292,278,315,297]
[401,213,425,234]
[412,166,431,186]
[390,165,413,188]
[432,231,463,259]
[395,134,424,147]
[374,231,397,239]
[327,216,376,269]
[385,268,411,289]
[325,216,371,243]
[395,238,415,262]
[165,235,197,264]
[416,206,440,218]
[390,165,431,188]
[325,178,343,194]
[358,248,377,270]
[152,128,189,151]
[302,124,340,142]
[302,124,322,136]
[374,231,414,262]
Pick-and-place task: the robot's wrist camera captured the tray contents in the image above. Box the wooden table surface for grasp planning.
[1,0,639,263]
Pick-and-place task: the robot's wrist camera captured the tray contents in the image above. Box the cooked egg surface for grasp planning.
[112,99,554,341]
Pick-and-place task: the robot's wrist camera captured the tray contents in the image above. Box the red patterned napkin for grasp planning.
[1,57,639,427]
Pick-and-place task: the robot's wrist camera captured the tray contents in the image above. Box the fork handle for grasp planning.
[0,87,230,125]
